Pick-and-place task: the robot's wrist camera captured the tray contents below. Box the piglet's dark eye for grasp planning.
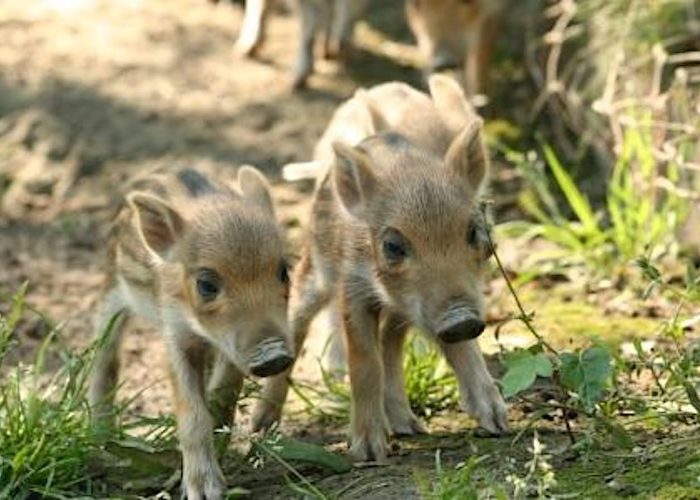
[382,228,410,263]
[467,223,494,259]
[278,260,290,285]
[467,224,479,247]
[196,269,220,301]
[383,241,406,260]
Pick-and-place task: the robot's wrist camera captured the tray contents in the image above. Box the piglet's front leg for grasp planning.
[441,339,509,436]
[167,337,225,500]
[343,295,390,463]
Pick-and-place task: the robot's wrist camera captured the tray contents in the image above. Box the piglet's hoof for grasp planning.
[469,384,509,436]
[387,408,428,437]
[349,427,390,464]
[250,400,281,433]
[181,462,225,500]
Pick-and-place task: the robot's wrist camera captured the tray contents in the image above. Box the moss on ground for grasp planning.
[495,285,660,349]
[552,435,700,498]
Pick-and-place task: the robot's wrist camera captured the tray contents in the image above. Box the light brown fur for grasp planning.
[89,165,293,499]
[405,0,506,96]
[254,75,508,462]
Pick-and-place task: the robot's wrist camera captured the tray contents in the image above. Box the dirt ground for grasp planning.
[2,0,690,498]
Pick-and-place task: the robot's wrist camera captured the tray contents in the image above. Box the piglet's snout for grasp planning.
[437,307,485,343]
[249,337,293,377]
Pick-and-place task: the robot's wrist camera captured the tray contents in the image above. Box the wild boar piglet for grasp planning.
[89,165,292,499]
[255,75,508,462]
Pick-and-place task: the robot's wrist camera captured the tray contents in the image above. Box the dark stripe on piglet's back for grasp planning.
[177,168,216,197]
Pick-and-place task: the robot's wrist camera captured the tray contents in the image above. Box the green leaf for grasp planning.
[558,353,582,389]
[682,381,700,414]
[542,145,600,236]
[558,347,612,413]
[534,354,553,378]
[104,438,180,474]
[226,486,252,498]
[500,350,553,398]
[276,437,351,474]
[635,256,661,282]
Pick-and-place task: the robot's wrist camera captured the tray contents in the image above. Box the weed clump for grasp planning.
[0,287,101,498]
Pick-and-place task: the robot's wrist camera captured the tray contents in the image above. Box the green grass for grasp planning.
[499,0,698,278]
[493,285,660,348]
[504,124,690,276]
[0,288,105,498]
[412,431,700,499]
[0,289,352,499]
[291,333,462,424]
[554,434,700,498]
[1,257,698,499]
[404,335,460,418]
[414,448,519,500]
[0,289,182,499]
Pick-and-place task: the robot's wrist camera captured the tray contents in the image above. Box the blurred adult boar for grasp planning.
[405,0,506,96]
[232,0,368,89]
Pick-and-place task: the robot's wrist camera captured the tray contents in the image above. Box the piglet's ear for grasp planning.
[331,141,377,218]
[354,88,388,136]
[238,165,275,215]
[445,119,489,195]
[127,191,184,261]
[429,74,477,134]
